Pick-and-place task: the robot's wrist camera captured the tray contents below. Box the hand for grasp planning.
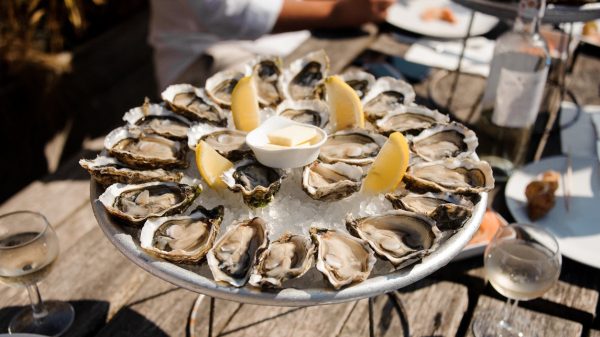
[331,0,395,27]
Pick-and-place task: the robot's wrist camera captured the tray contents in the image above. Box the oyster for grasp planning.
[249,233,314,288]
[385,191,474,230]
[139,205,224,263]
[302,161,363,201]
[376,105,450,136]
[251,56,283,106]
[98,181,200,224]
[221,158,287,208]
[410,122,478,162]
[205,66,250,107]
[161,84,226,126]
[346,210,441,268]
[105,127,188,169]
[276,99,329,128]
[404,158,495,194]
[206,217,269,287]
[319,130,387,166]
[362,77,415,121]
[80,156,183,186]
[281,50,329,101]
[310,227,376,289]
[123,99,191,140]
[187,123,250,160]
[340,70,375,99]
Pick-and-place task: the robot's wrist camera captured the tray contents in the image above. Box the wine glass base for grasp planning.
[472,309,539,337]
[9,300,75,337]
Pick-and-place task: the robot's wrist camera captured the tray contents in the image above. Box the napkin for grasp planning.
[560,101,600,159]
[404,37,495,77]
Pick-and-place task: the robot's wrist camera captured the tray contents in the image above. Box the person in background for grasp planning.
[149,0,394,90]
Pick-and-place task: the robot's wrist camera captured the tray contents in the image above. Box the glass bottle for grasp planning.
[474,0,550,182]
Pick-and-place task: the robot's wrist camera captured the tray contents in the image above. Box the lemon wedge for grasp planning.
[324,75,365,131]
[231,75,260,132]
[362,132,410,194]
[195,140,234,189]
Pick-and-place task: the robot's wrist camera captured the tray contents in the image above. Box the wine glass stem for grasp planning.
[26,283,48,321]
[500,298,520,330]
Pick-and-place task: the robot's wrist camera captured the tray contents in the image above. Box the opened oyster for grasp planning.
[123,99,190,140]
[80,156,183,186]
[249,233,314,288]
[105,127,188,169]
[362,77,415,121]
[222,158,287,208]
[251,56,283,106]
[346,210,441,268]
[340,69,375,99]
[276,99,329,128]
[187,123,250,160]
[319,130,386,166]
[139,205,224,263]
[385,191,474,230]
[310,227,376,289]
[98,181,200,224]
[302,161,363,201]
[410,122,478,162]
[206,217,269,287]
[205,66,250,107]
[376,105,450,136]
[281,50,329,101]
[404,158,495,194]
[161,84,226,126]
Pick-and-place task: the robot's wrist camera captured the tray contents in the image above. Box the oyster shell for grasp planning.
[385,191,474,230]
[310,227,376,289]
[276,99,329,128]
[251,56,283,106]
[281,50,330,101]
[376,105,450,136]
[346,210,441,268]
[206,217,269,287]
[139,205,224,263]
[205,66,250,107]
[161,84,226,126]
[105,127,188,169]
[410,122,478,162]
[80,156,183,186]
[362,77,415,121]
[404,158,495,194]
[319,130,387,166]
[123,99,191,140]
[249,233,314,288]
[340,70,375,99]
[187,123,250,160]
[302,161,363,201]
[98,181,200,225]
[221,158,287,208]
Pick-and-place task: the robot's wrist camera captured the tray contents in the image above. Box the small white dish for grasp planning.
[246,116,327,169]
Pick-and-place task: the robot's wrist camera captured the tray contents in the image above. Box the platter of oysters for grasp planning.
[85,50,493,306]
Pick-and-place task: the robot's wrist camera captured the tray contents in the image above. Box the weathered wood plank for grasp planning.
[190,296,243,337]
[465,296,583,337]
[590,329,600,337]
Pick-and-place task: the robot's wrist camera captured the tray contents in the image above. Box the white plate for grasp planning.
[386,0,499,38]
[505,156,600,269]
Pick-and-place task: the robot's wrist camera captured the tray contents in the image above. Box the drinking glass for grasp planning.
[472,223,561,337]
[0,211,75,336]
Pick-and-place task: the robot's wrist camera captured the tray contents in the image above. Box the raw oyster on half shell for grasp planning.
[319,130,387,166]
[376,105,450,136]
[187,123,250,160]
[310,227,376,289]
[123,99,191,140]
[206,217,269,287]
[302,161,363,201]
[79,156,183,186]
[251,56,283,106]
[410,122,478,162]
[281,50,329,101]
[161,84,226,126]
[340,69,375,99]
[404,158,495,194]
[221,158,287,208]
[362,77,415,121]
[276,99,329,128]
[249,233,314,288]
[205,66,250,107]
[139,205,224,263]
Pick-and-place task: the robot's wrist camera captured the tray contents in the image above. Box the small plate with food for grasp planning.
[505,155,600,269]
[386,0,499,38]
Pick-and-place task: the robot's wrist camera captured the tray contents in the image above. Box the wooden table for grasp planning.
[1,25,599,337]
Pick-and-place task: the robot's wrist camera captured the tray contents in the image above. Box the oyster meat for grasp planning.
[302,161,363,201]
[139,205,224,263]
[362,77,415,121]
[319,130,386,166]
[98,181,200,224]
[410,122,478,162]
[123,99,190,140]
[376,105,450,136]
[205,66,250,107]
[346,210,441,268]
[340,70,375,99]
[206,217,269,287]
[249,233,315,288]
[251,56,283,106]
[222,158,287,208]
[404,158,495,194]
[281,50,329,101]
[80,156,183,186]
[310,227,376,289]
[276,99,329,128]
[161,84,226,126]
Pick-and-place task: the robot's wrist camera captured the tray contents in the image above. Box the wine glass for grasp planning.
[0,211,75,336]
[472,223,561,337]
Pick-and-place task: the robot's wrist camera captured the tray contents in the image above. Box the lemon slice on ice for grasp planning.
[325,75,365,131]
[231,75,260,132]
[362,132,410,194]
[195,140,234,189]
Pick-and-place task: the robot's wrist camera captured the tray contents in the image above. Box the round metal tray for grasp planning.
[91,181,486,307]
